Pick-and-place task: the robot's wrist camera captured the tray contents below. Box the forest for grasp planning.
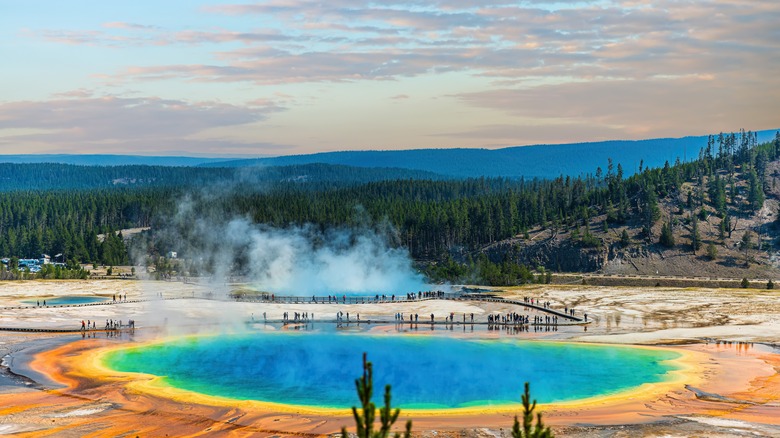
[0,130,777,284]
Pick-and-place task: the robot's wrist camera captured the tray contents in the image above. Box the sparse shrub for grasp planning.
[767,279,774,290]
[706,243,718,261]
[659,222,675,247]
[741,277,750,288]
[620,229,631,247]
[511,382,554,438]
[580,231,601,248]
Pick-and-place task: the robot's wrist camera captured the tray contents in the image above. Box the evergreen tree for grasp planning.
[774,131,780,159]
[342,353,411,438]
[659,222,675,248]
[747,170,765,212]
[742,231,754,267]
[708,175,726,214]
[641,185,661,239]
[690,215,701,253]
[620,229,631,247]
[511,383,554,438]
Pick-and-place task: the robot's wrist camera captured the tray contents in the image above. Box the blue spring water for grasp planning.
[104,332,680,409]
[23,296,108,305]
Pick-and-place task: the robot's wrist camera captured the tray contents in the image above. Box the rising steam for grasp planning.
[137,195,428,296]
[225,220,426,295]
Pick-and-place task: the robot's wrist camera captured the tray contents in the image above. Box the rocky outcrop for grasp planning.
[481,236,604,272]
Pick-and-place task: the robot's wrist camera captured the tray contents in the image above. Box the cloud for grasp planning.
[103,22,161,30]
[454,75,780,138]
[430,123,628,146]
[10,0,779,151]
[70,0,774,89]
[0,95,288,155]
[27,1,779,87]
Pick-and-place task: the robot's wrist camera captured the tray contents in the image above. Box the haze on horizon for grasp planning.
[1,0,778,158]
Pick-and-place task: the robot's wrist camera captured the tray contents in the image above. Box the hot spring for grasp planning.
[23,296,108,306]
[103,332,680,410]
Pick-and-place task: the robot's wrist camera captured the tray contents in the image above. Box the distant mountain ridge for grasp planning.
[2,130,777,179]
[0,154,235,167]
[202,130,780,178]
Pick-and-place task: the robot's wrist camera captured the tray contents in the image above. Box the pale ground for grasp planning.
[5,280,777,344]
[501,284,780,345]
[1,280,779,437]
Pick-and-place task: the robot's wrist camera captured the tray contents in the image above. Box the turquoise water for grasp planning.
[104,333,680,409]
[23,296,107,305]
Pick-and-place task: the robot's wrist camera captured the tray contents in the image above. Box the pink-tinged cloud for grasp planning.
[9,0,780,152]
[103,22,160,30]
[430,123,628,147]
[68,0,773,88]
[0,95,288,154]
[454,75,780,138]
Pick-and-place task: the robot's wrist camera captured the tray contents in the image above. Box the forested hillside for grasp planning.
[0,163,444,191]
[1,130,778,285]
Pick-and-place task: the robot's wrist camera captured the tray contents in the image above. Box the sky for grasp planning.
[0,0,778,157]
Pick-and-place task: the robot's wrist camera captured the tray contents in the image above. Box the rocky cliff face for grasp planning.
[481,236,604,272]
[478,232,780,279]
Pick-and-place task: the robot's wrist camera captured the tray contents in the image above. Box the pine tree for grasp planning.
[342,353,412,438]
[690,215,701,253]
[774,131,780,159]
[620,229,631,247]
[659,222,675,248]
[641,185,661,240]
[747,170,765,212]
[741,231,754,267]
[511,383,554,438]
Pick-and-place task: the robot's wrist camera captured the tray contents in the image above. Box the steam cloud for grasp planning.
[224,220,427,295]
[139,195,428,296]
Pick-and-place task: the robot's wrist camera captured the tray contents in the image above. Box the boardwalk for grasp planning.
[0,292,587,333]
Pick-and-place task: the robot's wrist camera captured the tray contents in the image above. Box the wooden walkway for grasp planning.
[0,294,586,333]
